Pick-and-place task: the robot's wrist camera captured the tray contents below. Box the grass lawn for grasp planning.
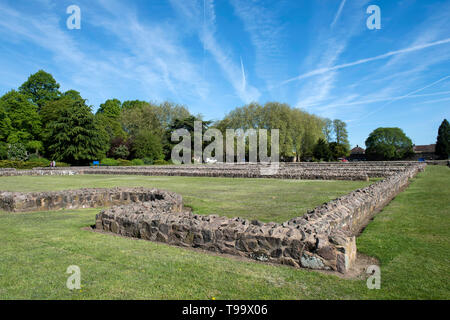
[0,166,448,299]
[0,174,372,223]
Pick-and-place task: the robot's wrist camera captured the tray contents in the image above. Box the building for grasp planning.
[348,145,366,161]
[411,144,437,160]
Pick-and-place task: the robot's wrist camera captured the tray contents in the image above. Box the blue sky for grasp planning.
[0,0,449,148]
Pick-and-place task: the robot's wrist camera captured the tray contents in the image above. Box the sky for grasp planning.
[0,0,449,148]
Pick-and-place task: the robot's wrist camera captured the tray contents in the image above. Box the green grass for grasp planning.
[0,167,448,299]
[0,175,372,223]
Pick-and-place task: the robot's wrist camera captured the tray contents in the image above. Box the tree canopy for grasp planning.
[435,119,449,159]
[47,100,109,164]
[365,127,414,160]
[0,69,363,165]
[19,70,61,110]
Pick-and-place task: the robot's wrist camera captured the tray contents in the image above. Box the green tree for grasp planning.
[63,90,83,101]
[216,102,325,161]
[435,119,450,159]
[19,70,61,110]
[0,142,7,160]
[121,100,149,110]
[112,144,130,159]
[154,101,191,130]
[365,127,414,161]
[0,102,12,141]
[96,99,126,140]
[329,142,350,160]
[164,115,211,161]
[40,94,86,157]
[0,90,42,146]
[313,138,332,161]
[333,119,350,150]
[132,130,163,161]
[47,100,109,164]
[323,118,334,143]
[120,102,162,136]
[97,99,122,118]
[7,142,28,161]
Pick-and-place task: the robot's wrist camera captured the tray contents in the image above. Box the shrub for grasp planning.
[0,142,7,160]
[100,158,119,166]
[28,155,50,167]
[0,160,59,169]
[131,159,144,166]
[7,143,28,161]
[55,162,70,167]
[142,157,154,165]
[132,130,163,161]
[116,159,132,166]
[112,145,130,159]
[153,159,173,166]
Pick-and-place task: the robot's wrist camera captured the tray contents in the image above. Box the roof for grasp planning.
[413,144,436,153]
[350,145,365,154]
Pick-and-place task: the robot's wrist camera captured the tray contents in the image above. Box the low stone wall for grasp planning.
[0,163,426,273]
[425,160,449,166]
[0,169,79,177]
[0,188,182,213]
[95,163,424,272]
[0,161,426,180]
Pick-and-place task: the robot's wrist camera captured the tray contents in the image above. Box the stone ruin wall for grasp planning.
[0,161,426,180]
[0,188,182,213]
[0,163,426,273]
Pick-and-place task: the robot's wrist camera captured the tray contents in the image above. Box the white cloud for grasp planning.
[169,0,260,104]
[0,0,210,107]
[230,0,286,90]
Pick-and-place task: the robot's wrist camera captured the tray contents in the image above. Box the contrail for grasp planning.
[350,75,450,122]
[330,0,346,28]
[300,90,450,109]
[240,56,246,90]
[281,38,450,86]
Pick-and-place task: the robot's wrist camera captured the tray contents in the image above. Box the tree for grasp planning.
[40,95,85,157]
[19,70,61,110]
[47,100,109,164]
[435,119,450,159]
[121,100,149,110]
[313,138,332,161]
[168,116,211,159]
[329,142,349,160]
[120,102,162,136]
[0,102,12,141]
[7,143,28,161]
[63,90,83,101]
[216,102,325,161]
[0,90,42,146]
[154,101,191,130]
[96,99,126,140]
[333,119,350,150]
[0,142,7,160]
[97,99,121,118]
[323,118,334,143]
[112,144,130,159]
[365,127,414,161]
[132,130,163,161]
